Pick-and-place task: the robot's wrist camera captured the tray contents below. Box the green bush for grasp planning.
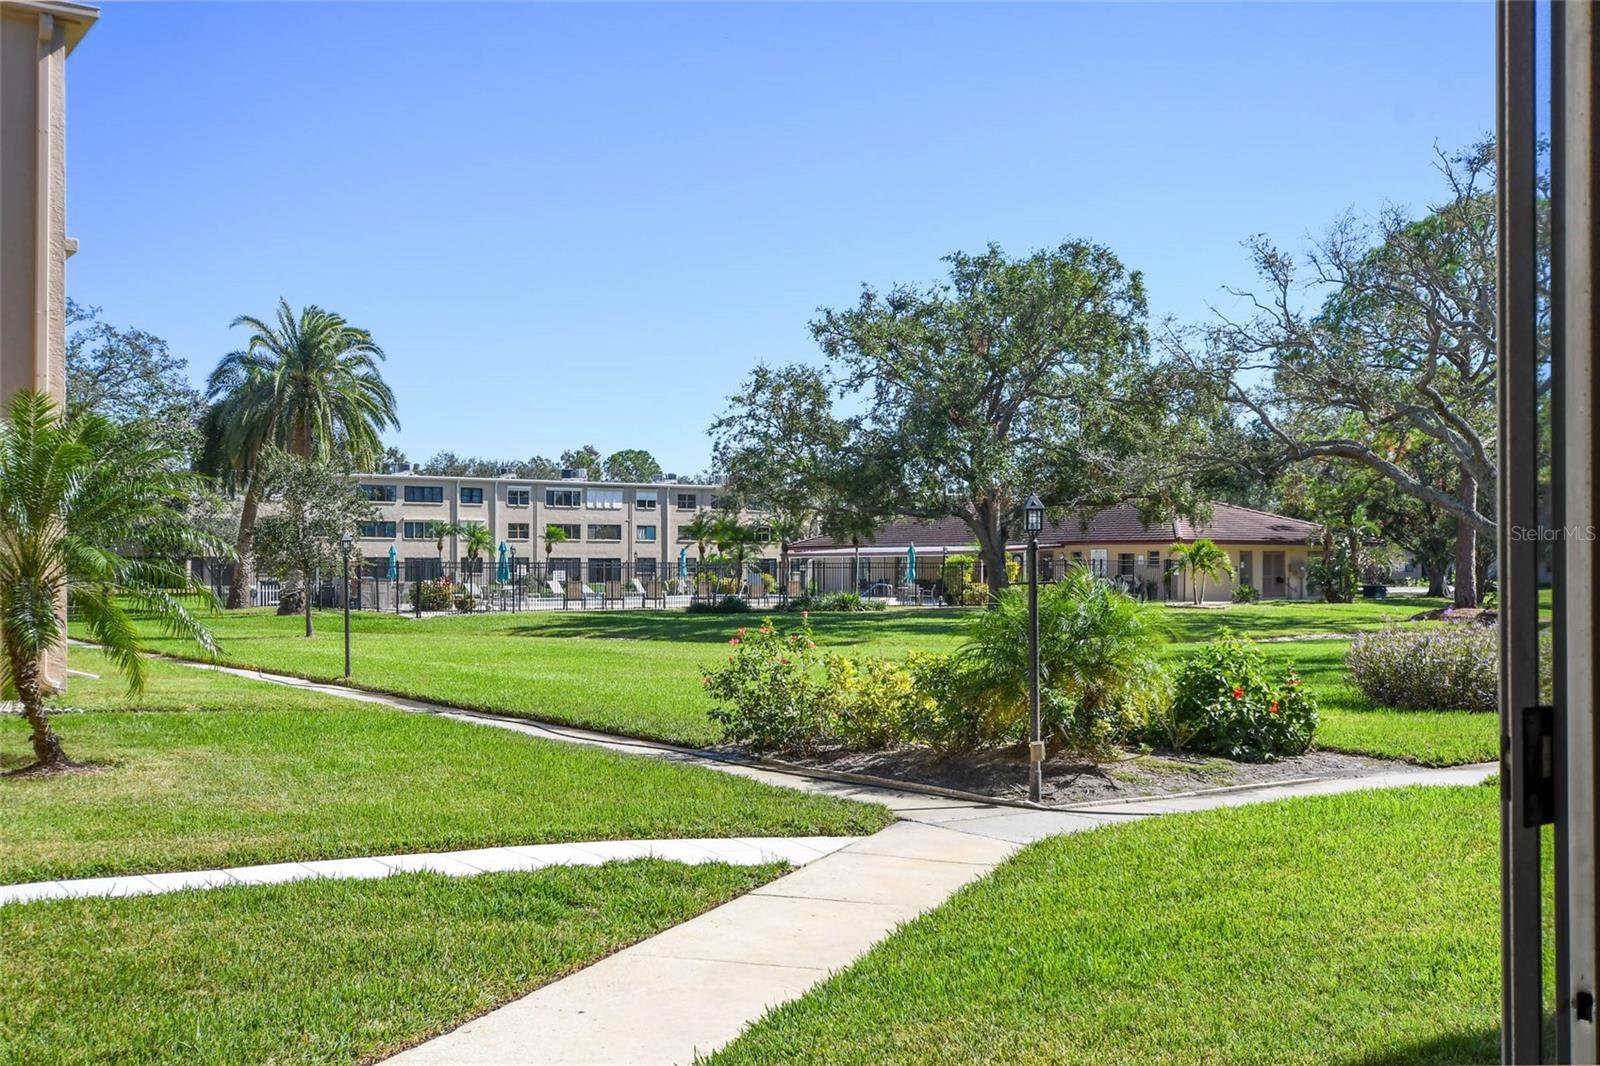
[781,591,886,613]
[688,595,751,614]
[959,567,1166,756]
[1159,631,1317,760]
[823,655,919,750]
[704,619,827,752]
[409,580,451,612]
[1231,583,1259,604]
[1344,623,1496,712]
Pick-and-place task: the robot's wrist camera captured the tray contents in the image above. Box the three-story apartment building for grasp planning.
[350,469,776,585]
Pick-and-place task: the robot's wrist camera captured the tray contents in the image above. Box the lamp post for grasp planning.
[509,545,518,612]
[1023,493,1044,803]
[339,531,353,679]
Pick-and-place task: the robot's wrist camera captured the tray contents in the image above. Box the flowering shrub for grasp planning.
[1345,623,1497,712]
[1159,631,1317,760]
[1231,583,1259,604]
[410,580,452,612]
[704,618,829,753]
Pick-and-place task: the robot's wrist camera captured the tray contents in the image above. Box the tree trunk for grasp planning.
[1454,469,1479,608]
[305,566,315,636]
[226,472,262,609]
[1427,566,1448,598]
[8,646,71,771]
[971,510,1009,598]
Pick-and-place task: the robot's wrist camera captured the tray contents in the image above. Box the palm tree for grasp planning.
[202,299,398,608]
[1,392,222,773]
[458,521,494,581]
[1169,538,1235,605]
[822,508,878,593]
[542,523,570,579]
[767,510,810,601]
[682,512,720,597]
[712,515,763,596]
[433,521,464,574]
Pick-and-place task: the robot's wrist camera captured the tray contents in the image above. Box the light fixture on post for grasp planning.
[339,531,354,679]
[1023,493,1045,803]
[509,545,518,612]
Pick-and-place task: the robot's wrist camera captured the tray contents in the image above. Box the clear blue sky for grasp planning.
[66,1,1491,474]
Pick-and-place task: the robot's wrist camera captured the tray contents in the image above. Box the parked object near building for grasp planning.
[788,503,1319,603]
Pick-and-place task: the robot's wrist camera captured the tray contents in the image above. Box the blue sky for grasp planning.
[67,2,1491,474]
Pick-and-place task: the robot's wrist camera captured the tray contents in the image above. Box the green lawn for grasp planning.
[712,785,1502,1065]
[0,860,782,1065]
[101,598,1463,757]
[0,649,890,884]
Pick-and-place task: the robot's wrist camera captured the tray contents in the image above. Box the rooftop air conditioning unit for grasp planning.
[392,463,412,475]
[653,473,678,484]
[560,468,587,481]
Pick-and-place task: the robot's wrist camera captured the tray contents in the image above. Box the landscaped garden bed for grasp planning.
[765,744,1392,806]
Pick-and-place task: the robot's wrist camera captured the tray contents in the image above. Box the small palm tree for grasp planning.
[767,511,810,600]
[542,523,570,576]
[458,521,494,579]
[1169,538,1235,605]
[712,515,763,595]
[682,512,720,594]
[433,521,464,572]
[1,392,222,773]
[822,508,878,592]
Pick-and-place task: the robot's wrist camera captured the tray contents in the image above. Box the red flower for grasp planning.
[728,637,741,647]
[1231,686,1244,700]
[737,627,748,636]
[1269,701,1280,715]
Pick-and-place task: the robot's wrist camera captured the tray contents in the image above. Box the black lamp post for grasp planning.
[1023,493,1045,803]
[339,531,353,679]
[509,545,518,612]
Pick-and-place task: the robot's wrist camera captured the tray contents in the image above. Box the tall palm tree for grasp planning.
[1,392,222,773]
[433,521,464,573]
[1169,538,1235,605]
[202,299,398,607]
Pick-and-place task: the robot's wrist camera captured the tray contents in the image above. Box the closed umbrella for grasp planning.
[906,543,917,584]
[678,547,689,579]
[497,542,510,582]
[386,545,398,580]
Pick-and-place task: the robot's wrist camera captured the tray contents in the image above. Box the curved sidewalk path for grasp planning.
[139,656,1497,1064]
[0,836,862,908]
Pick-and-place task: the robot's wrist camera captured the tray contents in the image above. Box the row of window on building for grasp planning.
[358,519,772,545]
[360,484,717,511]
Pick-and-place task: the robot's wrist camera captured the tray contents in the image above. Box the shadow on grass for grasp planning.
[1336,1026,1498,1066]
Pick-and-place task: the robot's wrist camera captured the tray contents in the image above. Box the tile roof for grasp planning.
[789,502,1318,554]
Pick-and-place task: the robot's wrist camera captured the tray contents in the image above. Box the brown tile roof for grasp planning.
[789,502,1318,554]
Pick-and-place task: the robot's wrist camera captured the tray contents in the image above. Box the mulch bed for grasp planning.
[760,744,1398,807]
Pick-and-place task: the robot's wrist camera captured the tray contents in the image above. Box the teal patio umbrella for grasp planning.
[678,547,689,579]
[497,542,509,582]
[386,545,398,580]
[905,543,917,584]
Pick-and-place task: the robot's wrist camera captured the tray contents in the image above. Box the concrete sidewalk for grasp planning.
[388,762,1493,1065]
[134,652,1498,1064]
[0,836,861,908]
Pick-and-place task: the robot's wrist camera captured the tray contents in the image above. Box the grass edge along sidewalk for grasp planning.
[710,782,1506,1066]
[2,649,891,885]
[0,860,787,1066]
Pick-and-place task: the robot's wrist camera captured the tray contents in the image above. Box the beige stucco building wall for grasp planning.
[1,0,96,688]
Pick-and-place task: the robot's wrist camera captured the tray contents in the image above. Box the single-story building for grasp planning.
[788,502,1319,602]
